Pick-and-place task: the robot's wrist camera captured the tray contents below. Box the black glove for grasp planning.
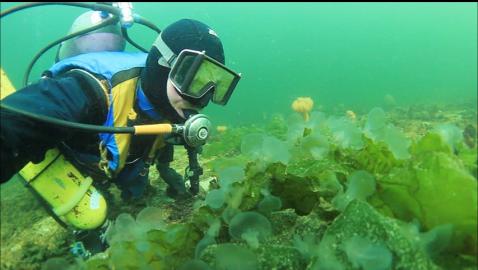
[184,146,203,195]
[184,165,203,195]
[156,162,187,198]
[70,219,111,259]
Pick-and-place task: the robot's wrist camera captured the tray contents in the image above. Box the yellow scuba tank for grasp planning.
[1,68,107,230]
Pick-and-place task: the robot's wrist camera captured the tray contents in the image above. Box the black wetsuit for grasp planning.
[0,71,175,183]
[0,72,107,182]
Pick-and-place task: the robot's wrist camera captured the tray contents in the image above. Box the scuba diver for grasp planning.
[0,3,241,258]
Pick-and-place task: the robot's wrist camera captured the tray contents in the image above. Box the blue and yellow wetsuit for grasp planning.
[0,51,182,229]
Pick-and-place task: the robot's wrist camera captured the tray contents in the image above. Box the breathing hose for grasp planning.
[24,16,120,87]
[0,2,161,86]
[0,103,179,135]
[0,103,211,147]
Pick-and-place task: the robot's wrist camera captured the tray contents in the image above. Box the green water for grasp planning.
[1,3,477,269]
[1,2,476,125]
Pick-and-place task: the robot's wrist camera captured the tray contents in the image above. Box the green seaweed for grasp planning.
[201,243,258,270]
[332,170,376,211]
[257,189,282,216]
[65,106,477,270]
[376,132,477,255]
[364,107,411,159]
[178,259,212,270]
[228,211,272,249]
[316,200,440,270]
[327,116,364,150]
[341,235,393,270]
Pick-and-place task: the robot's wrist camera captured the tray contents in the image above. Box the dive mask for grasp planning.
[153,35,241,107]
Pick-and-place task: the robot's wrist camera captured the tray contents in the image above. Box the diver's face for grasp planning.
[166,79,201,118]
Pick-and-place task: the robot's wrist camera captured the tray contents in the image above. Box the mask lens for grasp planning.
[188,59,217,96]
[171,55,195,87]
[190,58,239,105]
[170,50,241,105]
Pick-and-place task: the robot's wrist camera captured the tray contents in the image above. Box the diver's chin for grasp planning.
[172,106,186,119]
[176,107,200,119]
[182,108,199,119]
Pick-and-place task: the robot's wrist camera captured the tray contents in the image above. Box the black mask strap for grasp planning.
[141,47,185,123]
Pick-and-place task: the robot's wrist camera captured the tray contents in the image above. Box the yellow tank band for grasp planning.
[52,176,93,216]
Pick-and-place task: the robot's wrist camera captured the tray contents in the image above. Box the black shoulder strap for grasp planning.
[63,69,109,123]
[111,67,143,88]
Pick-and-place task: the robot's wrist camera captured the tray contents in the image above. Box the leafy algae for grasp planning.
[36,106,477,270]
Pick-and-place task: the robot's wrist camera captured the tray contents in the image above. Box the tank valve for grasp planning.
[113,2,134,28]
